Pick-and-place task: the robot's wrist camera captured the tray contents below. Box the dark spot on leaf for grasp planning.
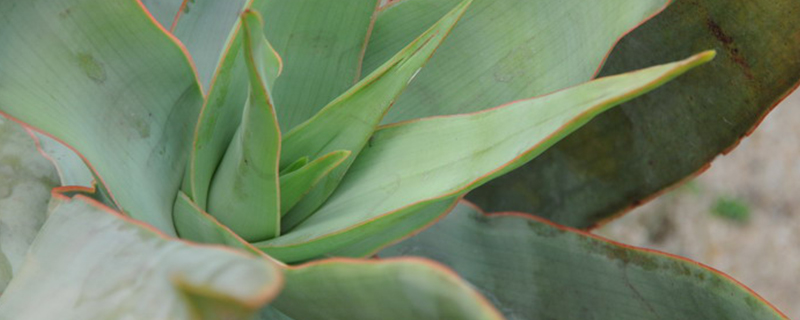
[580,237,659,271]
[706,18,733,44]
[77,53,106,84]
[59,8,71,18]
[706,18,754,80]
[525,220,564,238]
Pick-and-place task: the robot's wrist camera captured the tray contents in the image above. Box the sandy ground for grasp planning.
[597,89,800,318]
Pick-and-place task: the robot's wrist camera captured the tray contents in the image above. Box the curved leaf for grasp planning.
[0,120,58,293]
[25,130,120,207]
[330,197,459,258]
[364,0,670,123]
[279,0,471,231]
[173,191,260,255]
[207,10,283,242]
[185,7,252,209]
[0,195,283,320]
[279,156,309,175]
[27,131,93,189]
[0,0,204,234]
[270,258,504,320]
[279,150,351,216]
[379,201,788,320]
[140,0,183,29]
[171,0,250,90]
[255,52,714,262]
[257,0,380,130]
[468,0,800,228]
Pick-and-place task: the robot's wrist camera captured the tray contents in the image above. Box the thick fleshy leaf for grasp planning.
[173,191,260,255]
[258,0,379,130]
[280,150,350,216]
[184,3,287,210]
[139,0,183,30]
[364,0,670,123]
[330,198,459,258]
[28,131,93,188]
[207,11,283,242]
[0,0,204,234]
[27,128,118,207]
[171,0,250,90]
[185,14,250,208]
[270,258,504,320]
[279,1,470,230]
[380,202,788,320]
[258,307,295,320]
[468,0,800,228]
[0,196,283,319]
[255,52,714,262]
[280,156,309,175]
[0,119,58,293]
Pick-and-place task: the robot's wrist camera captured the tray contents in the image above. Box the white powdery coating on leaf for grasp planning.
[0,118,58,292]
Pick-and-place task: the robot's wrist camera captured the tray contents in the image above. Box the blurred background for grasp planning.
[597,89,800,318]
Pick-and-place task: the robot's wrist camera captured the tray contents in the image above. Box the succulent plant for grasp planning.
[0,0,798,319]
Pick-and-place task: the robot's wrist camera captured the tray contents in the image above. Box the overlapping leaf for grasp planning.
[206,11,283,242]
[256,0,380,131]
[380,202,788,320]
[173,191,260,255]
[268,258,504,320]
[278,0,471,231]
[0,120,58,293]
[467,0,800,228]
[140,0,183,29]
[171,0,251,90]
[0,196,282,320]
[28,132,93,189]
[279,150,350,216]
[363,0,671,123]
[0,0,204,234]
[255,52,714,262]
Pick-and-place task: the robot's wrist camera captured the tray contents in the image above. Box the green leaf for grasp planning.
[255,0,379,131]
[171,0,250,90]
[0,120,58,293]
[0,196,283,319]
[28,132,93,189]
[364,0,670,123]
[279,156,309,175]
[255,52,714,263]
[380,201,787,320]
[330,198,459,258]
[279,1,471,231]
[207,10,283,242]
[26,130,120,208]
[184,13,251,209]
[173,191,261,255]
[0,0,204,235]
[280,151,351,216]
[468,0,800,228]
[183,2,288,210]
[270,258,503,320]
[139,0,183,29]
[257,307,295,320]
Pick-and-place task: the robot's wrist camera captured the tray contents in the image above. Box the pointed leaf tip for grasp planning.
[206,9,283,242]
[277,0,473,231]
[258,51,715,262]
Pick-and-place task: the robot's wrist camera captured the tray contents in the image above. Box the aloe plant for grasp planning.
[0,0,797,319]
